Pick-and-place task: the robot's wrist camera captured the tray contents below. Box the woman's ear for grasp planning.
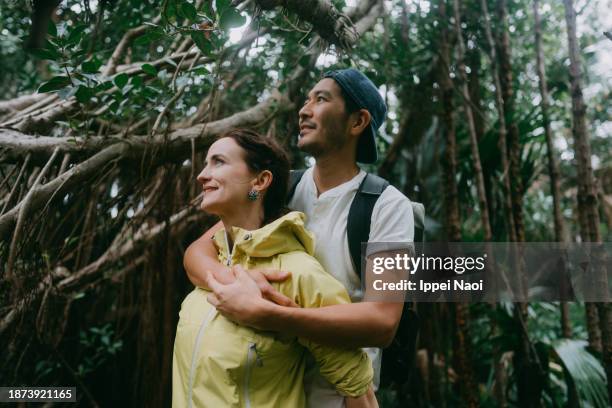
[252,170,273,193]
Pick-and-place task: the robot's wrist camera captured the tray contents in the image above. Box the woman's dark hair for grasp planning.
[220,129,290,223]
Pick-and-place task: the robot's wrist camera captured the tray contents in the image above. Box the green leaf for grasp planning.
[30,47,62,61]
[219,7,246,31]
[48,20,57,37]
[96,81,114,92]
[191,66,209,76]
[553,339,609,408]
[109,100,120,113]
[81,60,101,74]
[66,24,87,46]
[190,32,214,55]
[164,0,177,22]
[72,48,89,60]
[179,1,198,22]
[135,30,164,46]
[215,0,231,13]
[38,76,71,93]
[134,34,150,46]
[298,54,311,67]
[113,73,129,88]
[141,64,158,76]
[131,76,144,88]
[75,86,94,103]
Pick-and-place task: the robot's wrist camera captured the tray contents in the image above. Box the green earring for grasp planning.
[247,190,259,201]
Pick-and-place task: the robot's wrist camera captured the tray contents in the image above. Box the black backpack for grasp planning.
[287,169,422,375]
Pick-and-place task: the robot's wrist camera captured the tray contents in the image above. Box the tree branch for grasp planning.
[0,92,291,240]
[255,0,359,49]
[0,94,47,121]
[1,154,31,215]
[0,90,290,163]
[103,25,149,76]
[0,204,205,336]
[6,147,60,284]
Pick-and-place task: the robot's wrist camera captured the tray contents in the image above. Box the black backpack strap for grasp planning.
[347,173,389,277]
[287,169,306,203]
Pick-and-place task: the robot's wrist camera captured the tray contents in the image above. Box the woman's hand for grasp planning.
[345,386,379,408]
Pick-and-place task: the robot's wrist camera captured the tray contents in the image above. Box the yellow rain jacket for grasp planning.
[172,211,373,408]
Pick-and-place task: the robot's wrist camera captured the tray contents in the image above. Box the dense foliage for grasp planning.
[0,0,610,406]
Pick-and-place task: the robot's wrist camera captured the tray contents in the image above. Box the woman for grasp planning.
[172,129,378,407]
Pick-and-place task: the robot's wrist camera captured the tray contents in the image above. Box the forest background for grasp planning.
[0,0,611,407]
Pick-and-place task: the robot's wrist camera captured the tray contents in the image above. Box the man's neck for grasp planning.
[312,155,360,196]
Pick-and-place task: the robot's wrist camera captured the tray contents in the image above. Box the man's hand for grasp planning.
[345,386,379,408]
[206,265,297,328]
[246,268,297,307]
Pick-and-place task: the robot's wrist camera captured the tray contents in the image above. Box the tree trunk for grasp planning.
[467,46,498,234]
[533,0,567,245]
[495,0,524,243]
[561,2,601,243]
[495,2,543,406]
[467,48,485,143]
[453,303,478,408]
[438,2,478,407]
[438,0,460,244]
[586,302,602,351]
[563,0,611,399]
[478,0,516,242]
[452,0,492,242]
[533,0,573,339]
[560,303,572,338]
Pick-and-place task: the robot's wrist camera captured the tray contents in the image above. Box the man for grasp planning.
[184,68,414,407]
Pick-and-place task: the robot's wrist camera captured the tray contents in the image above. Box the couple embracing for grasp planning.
[172,68,415,408]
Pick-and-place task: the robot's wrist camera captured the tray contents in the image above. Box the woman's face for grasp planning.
[197,137,255,215]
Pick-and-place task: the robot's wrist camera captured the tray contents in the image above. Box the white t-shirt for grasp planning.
[288,167,415,408]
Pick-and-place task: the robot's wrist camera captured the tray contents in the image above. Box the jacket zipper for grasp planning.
[186,230,233,407]
[186,307,216,408]
[224,230,233,266]
[188,231,251,406]
[187,231,232,408]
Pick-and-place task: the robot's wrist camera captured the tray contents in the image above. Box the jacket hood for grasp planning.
[213,211,315,259]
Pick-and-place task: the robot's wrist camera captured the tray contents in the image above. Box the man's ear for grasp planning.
[350,109,372,136]
[252,170,273,193]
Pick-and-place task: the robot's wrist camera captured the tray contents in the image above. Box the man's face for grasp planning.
[297,78,351,157]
